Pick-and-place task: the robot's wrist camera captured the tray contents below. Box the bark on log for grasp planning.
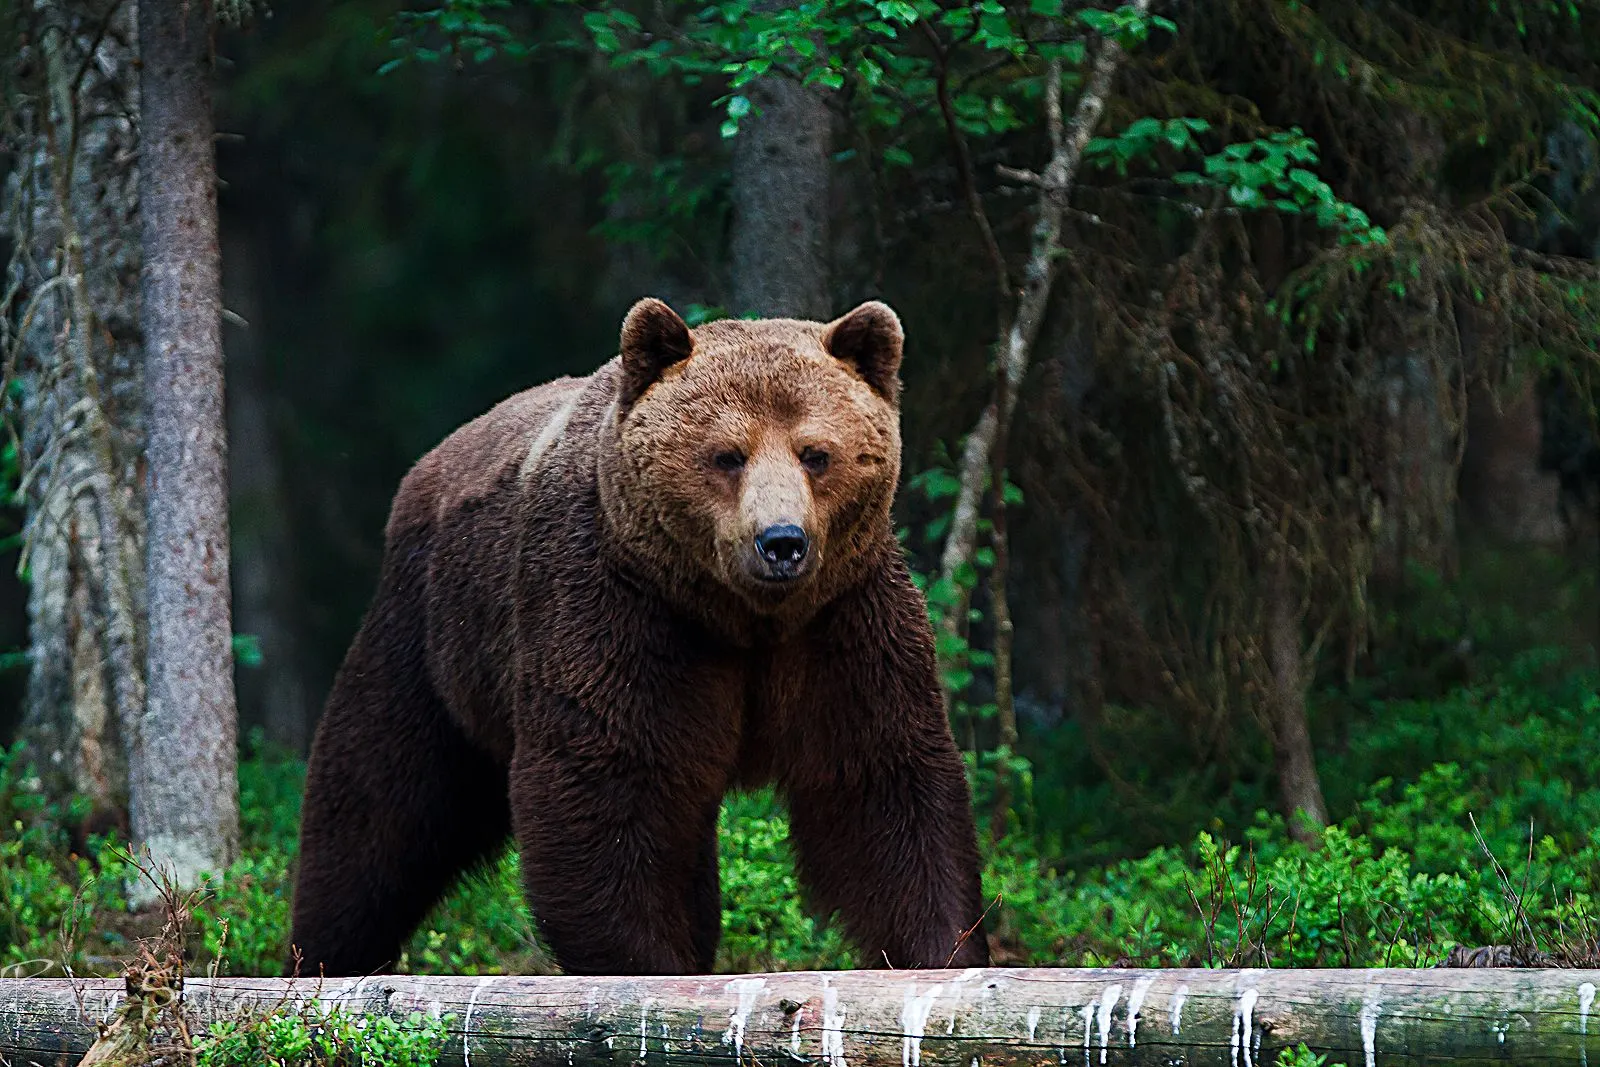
[5,968,1600,1067]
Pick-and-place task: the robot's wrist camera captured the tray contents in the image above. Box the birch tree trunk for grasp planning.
[3,0,146,833]
[935,8,1146,640]
[134,0,239,896]
[728,6,832,319]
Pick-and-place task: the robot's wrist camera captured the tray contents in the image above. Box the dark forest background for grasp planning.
[1,0,1598,978]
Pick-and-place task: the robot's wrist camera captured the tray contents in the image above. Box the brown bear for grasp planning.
[289,298,989,976]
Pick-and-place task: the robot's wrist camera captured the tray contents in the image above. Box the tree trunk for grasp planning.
[134,0,239,896]
[1459,378,1565,545]
[3,0,146,834]
[728,14,832,319]
[1373,311,1459,584]
[1264,556,1328,845]
[222,224,309,753]
[8,969,1600,1067]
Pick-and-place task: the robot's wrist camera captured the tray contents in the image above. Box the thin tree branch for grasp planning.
[935,6,1150,646]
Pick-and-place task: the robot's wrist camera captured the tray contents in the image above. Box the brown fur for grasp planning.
[290,300,988,976]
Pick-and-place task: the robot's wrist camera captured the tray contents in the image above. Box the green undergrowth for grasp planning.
[196,1006,448,1067]
[986,650,1600,967]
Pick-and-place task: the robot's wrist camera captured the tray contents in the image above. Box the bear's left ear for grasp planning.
[823,301,904,402]
[619,297,693,407]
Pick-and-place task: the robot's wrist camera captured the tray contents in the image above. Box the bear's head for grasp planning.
[603,297,904,619]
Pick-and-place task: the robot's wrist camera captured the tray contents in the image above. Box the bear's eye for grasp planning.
[800,448,830,475]
[713,450,747,473]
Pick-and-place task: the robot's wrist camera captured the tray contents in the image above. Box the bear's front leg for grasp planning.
[510,736,726,975]
[784,746,989,968]
[777,558,991,969]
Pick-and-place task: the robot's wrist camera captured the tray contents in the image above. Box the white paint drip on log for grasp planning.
[1096,985,1122,1066]
[463,976,498,1067]
[1170,985,1188,1035]
[1027,1006,1042,1041]
[901,984,944,1067]
[639,998,654,1061]
[821,977,848,1067]
[1234,989,1259,1067]
[1359,990,1381,1067]
[1125,977,1156,1047]
[1581,982,1596,1067]
[1079,1002,1095,1062]
[947,970,982,1035]
[723,978,767,1058]
[940,979,979,1036]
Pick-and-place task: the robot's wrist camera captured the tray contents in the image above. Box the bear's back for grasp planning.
[391,360,620,756]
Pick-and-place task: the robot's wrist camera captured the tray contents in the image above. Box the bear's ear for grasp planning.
[823,301,904,402]
[619,298,693,407]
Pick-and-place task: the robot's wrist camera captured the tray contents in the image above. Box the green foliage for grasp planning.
[399,850,547,974]
[0,744,131,976]
[1276,1045,1344,1067]
[384,0,1381,270]
[1174,130,1386,245]
[979,649,1600,968]
[717,791,855,970]
[197,1006,448,1067]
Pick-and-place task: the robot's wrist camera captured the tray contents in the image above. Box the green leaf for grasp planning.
[926,576,963,608]
[1126,116,1162,139]
[232,634,265,669]
[942,667,975,692]
[1229,184,1264,207]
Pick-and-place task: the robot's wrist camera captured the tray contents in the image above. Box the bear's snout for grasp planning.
[753,523,810,581]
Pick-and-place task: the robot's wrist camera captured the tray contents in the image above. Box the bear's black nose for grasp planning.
[755,524,809,567]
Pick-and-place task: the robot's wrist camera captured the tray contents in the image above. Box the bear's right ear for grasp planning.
[619,298,693,407]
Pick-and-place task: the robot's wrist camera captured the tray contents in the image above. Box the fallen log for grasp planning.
[4,967,1600,1067]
